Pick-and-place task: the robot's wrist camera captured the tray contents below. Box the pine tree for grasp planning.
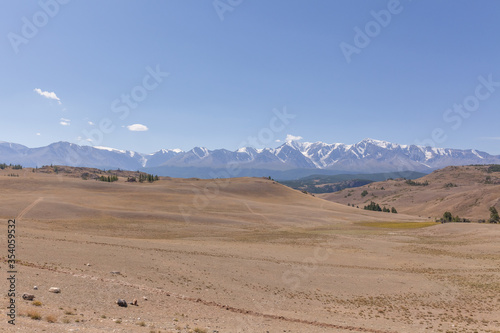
[490,207,499,223]
[443,211,453,222]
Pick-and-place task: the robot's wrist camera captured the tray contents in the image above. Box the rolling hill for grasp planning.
[280,171,426,193]
[319,165,500,221]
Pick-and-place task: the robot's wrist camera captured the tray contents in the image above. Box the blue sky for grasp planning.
[1,0,499,154]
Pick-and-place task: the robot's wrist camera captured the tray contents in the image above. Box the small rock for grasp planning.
[142,296,147,301]
[85,263,91,267]
[129,299,138,306]
[110,271,121,275]
[22,293,35,300]
[116,299,127,307]
[33,286,38,290]
[49,287,61,293]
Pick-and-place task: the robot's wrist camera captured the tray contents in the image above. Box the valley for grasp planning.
[0,166,499,332]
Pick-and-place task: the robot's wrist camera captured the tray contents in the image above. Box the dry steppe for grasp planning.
[1,166,499,332]
[320,165,500,221]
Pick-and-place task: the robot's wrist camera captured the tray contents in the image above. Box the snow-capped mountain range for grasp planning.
[1,139,499,179]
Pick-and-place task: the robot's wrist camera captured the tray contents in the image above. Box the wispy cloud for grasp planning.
[127,124,148,132]
[285,134,303,142]
[88,121,94,125]
[34,88,62,104]
[60,118,71,126]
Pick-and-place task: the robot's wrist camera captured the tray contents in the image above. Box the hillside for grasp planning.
[0,165,424,238]
[320,165,500,221]
[280,171,425,193]
[2,166,500,332]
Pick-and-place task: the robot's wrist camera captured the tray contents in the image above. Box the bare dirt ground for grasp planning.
[1,169,499,332]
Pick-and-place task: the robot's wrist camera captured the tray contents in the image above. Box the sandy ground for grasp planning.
[1,170,499,332]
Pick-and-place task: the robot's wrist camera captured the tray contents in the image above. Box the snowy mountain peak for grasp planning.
[359,138,394,148]
[0,139,499,176]
[94,146,127,154]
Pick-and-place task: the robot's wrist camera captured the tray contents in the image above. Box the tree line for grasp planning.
[363,201,397,213]
[439,206,499,223]
[0,163,22,170]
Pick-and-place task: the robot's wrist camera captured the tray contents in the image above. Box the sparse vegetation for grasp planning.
[46,315,57,323]
[487,164,500,173]
[281,171,424,194]
[361,190,368,197]
[439,211,469,223]
[139,173,160,183]
[489,206,499,223]
[4,164,500,332]
[193,328,208,333]
[444,182,457,188]
[364,201,382,211]
[405,179,429,186]
[32,300,42,306]
[1,163,23,170]
[27,310,41,320]
[98,175,119,182]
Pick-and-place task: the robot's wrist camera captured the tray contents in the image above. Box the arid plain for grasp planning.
[1,167,500,332]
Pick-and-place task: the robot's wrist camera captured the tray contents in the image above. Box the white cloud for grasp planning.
[127,124,149,132]
[285,134,303,142]
[275,139,282,143]
[34,88,62,104]
[88,121,94,125]
[60,118,71,126]
[36,133,41,136]
[77,136,93,143]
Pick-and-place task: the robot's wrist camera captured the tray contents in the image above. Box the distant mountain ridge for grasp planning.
[1,139,499,179]
[280,171,427,194]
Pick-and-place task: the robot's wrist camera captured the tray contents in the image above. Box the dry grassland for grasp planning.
[0,168,499,332]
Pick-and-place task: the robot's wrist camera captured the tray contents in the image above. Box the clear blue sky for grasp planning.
[1,0,499,154]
